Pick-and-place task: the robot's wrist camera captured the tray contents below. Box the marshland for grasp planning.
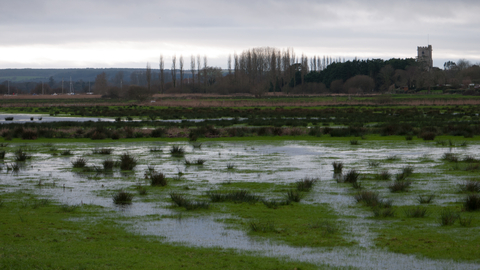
[1,102,480,269]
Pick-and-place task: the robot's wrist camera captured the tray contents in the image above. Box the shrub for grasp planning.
[71,158,87,168]
[404,206,429,218]
[419,131,436,141]
[112,190,134,205]
[21,129,37,140]
[296,177,318,191]
[0,150,5,159]
[119,153,137,170]
[151,128,165,138]
[463,194,480,211]
[439,209,458,226]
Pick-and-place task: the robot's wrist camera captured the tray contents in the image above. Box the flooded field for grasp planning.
[1,139,480,269]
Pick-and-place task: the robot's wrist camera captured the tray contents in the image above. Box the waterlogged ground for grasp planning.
[1,138,480,269]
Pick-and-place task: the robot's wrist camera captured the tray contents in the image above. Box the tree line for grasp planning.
[1,47,479,96]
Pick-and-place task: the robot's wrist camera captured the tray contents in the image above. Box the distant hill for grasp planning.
[0,68,156,83]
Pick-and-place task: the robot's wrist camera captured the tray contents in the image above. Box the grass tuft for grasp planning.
[332,161,343,174]
[250,221,275,233]
[295,177,318,191]
[388,180,412,192]
[376,170,391,180]
[343,169,359,183]
[417,194,435,204]
[286,189,302,202]
[119,153,137,170]
[463,194,480,211]
[170,145,185,157]
[112,190,134,205]
[458,180,480,193]
[439,209,458,226]
[404,206,429,218]
[149,171,168,187]
[71,158,87,168]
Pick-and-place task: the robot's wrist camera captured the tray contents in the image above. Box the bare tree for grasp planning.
[203,55,208,92]
[159,55,165,94]
[190,55,195,87]
[171,55,177,88]
[146,63,152,92]
[228,54,232,76]
[197,54,201,88]
[179,55,184,90]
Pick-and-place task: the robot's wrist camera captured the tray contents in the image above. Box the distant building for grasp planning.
[417,45,433,69]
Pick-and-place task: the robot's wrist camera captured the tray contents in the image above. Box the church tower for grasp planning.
[417,45,433,69]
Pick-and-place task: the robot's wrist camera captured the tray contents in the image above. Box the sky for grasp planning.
[1,0,479,69]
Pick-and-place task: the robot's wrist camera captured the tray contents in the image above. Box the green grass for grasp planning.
[0,192,321,270]
[374,205,480,261]
[211,201,354,248]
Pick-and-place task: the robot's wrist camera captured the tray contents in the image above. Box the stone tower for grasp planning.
[417,45,433,69]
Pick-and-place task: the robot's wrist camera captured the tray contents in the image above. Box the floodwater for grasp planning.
[1,140,479,269]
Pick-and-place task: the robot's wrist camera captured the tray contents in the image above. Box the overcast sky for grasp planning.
[1,0,479,69]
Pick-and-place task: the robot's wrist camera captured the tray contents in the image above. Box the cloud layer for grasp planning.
[1,0,479,68]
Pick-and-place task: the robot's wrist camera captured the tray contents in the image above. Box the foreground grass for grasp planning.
[374,205,480,262]
[0,192,322,270]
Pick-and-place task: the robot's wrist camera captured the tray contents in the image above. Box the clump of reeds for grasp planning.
[373,207,395,217]
[207,190,260,203]
[262,199,291,209]
[376,170,391,181]
[368,161,380,167]
[350,140,360,145]
[463,155,478,163]
[119,153,137,170]
[60,150,72,156]
[14,149,30,162]
[332,161,343,174]
[185,158,206,166]
[463,194,480,211]
[439,209,458,226]
[149,147,162,152]
[170,145,185,157]
[404,206,429,218]
[386,155,400,161]
[250,221,275,233]
[286,189,302,202]
[226,163,235,170]
[308,220,338,236]
[442,153,458,162]
[60,204,79,212]
[71,157,87,168]
[343,169,360,183]
[295,177,318,191]
[169,192,209,210]
[112,190,134,205]
[354,190,381,207]
[417,194,435,204]
[93,148,112,155]
[458,180,480,193]
[103,159,114,171]
[149,171,167,187]
[388,180,412,192]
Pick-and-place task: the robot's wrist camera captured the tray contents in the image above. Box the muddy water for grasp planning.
[0,140,478,269]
